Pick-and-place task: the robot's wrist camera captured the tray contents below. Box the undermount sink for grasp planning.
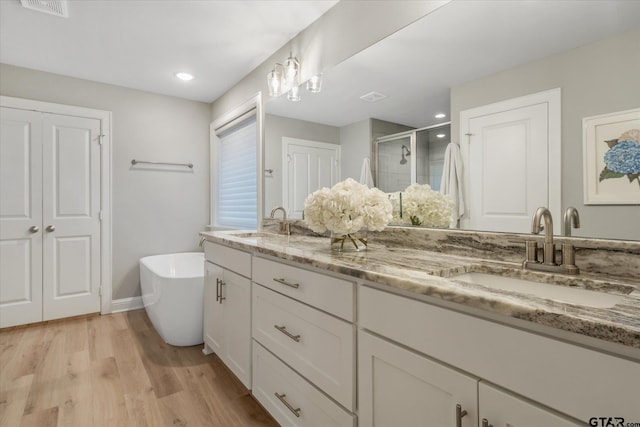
[452,272,624,308]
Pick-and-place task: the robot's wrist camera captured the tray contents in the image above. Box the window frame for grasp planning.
[210,93,263,230]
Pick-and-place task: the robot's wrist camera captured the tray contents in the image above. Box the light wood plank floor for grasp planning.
[0,309,279,427]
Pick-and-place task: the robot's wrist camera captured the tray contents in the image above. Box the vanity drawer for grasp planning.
[204,242,251,277]
[252,283,355,410]
[252,256,354,321]
[252,341,356,427]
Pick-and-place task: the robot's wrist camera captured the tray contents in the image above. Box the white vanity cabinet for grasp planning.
[251,256,356,426]
[203,242,252,388]
[359,331,477,427]
[359,285,639,425]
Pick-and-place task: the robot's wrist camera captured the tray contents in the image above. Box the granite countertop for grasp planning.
[200,230,640,351]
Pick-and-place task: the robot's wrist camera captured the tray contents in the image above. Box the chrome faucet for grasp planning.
[563,207,580,236]
[532,207,555,265]
[523,207,579,275]
[561,207,581,274]
[270,206,290,235]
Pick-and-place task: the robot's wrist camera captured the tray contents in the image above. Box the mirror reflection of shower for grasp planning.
[400,145,411,164]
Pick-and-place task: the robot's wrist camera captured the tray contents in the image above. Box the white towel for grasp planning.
[440,142,465,227]
[359,157,374,188]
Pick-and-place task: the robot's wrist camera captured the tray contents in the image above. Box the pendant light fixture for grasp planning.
[287,85,301,102]
[306,73,323,93]
[267,66,283,97]
[266,53,323,101]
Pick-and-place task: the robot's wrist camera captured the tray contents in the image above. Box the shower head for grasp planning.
[400,145,410,164]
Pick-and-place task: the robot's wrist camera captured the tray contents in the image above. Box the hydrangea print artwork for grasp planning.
[600,128,640,188]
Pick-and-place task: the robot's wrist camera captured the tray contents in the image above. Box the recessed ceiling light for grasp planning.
[435,113,446,119]
[175,72,194,81]
[436,133,446,138]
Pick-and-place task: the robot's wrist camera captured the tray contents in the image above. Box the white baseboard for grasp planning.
[111,296,144,313]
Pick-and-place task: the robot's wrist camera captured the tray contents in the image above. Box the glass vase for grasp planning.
[330,232,367,252]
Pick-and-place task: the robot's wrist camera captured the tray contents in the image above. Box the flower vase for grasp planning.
[330,232,367,252]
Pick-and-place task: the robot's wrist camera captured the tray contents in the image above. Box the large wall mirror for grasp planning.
[263,0,640,241]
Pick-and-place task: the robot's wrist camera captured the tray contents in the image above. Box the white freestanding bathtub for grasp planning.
[139,252,204,346]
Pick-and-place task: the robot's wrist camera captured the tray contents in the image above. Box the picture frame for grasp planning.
[582,108,640,205]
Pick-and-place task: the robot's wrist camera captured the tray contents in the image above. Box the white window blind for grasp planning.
[216,113,257,229]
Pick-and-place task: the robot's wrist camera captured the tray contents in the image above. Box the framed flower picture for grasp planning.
[583,108,640,205]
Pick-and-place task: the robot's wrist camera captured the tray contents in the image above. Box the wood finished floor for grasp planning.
[0,309,279,427]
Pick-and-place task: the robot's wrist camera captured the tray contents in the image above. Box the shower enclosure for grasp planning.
[374,123,450,193]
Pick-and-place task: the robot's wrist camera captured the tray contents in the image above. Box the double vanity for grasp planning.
[200,226,640,426]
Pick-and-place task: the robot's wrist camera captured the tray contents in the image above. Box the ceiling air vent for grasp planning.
[359,91,387,103]
[20,0,69,18]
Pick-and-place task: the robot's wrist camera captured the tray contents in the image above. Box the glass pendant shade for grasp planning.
[267,69,282,97]
[287,85,301,102]
[306,73,322,93]
[284,56,299,83]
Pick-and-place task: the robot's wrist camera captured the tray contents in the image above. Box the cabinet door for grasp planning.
[204,261,224,356]
[359,331,477,427]
[221,268,252,389]
[479,382,583,427]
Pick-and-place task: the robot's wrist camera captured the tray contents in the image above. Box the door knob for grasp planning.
[29,225,39,233]
[46,225,55,232]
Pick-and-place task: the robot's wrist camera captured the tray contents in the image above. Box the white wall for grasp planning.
[264,114,339,216]
[0,63,211,299]
[451,28,640,240]
[339,119,371,182]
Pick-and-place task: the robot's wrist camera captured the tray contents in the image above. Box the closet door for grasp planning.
[0,107,43,328]
[41,113,101,320]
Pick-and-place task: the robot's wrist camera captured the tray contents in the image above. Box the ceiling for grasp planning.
[266,0,640,128]
[0,0,338,103]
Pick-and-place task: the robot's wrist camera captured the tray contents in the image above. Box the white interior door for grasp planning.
[460,89,561,233]
[283,137,340,219]
[0,107,44,327]
[41,113,101,321]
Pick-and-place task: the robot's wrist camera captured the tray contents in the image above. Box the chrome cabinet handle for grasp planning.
[219,279,226,303]
[215,278,220,302]
[29,225,39,233]
[481,419,493,427]
[274,325,301,342]
[274,393,301,418]
[273,278,299,289]
[46,225,55,232]
[456,404,468,427]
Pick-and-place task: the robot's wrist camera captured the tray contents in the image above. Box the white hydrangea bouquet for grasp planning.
[304,178,393,251]
[402,183,454,227]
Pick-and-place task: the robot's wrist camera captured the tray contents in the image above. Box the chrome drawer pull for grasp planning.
[456,404,468,427]
[273,278,299,289]
[274,325,301,342]
[219,280,226,303]
[274,392,301,418]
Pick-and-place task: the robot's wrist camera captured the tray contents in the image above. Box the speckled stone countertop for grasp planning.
[200,230,640,351]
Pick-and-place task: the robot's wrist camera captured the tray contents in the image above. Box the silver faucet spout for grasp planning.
[531,207,554,244]
[270,206,290,235]
[270,206,287,220]
[563,206,580,236]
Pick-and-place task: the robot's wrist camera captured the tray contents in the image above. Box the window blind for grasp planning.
[216,114,257,229]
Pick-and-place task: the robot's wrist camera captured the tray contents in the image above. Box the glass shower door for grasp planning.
[375,133,414,193]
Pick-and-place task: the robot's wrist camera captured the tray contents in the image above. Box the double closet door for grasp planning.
[0,107,102,328]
